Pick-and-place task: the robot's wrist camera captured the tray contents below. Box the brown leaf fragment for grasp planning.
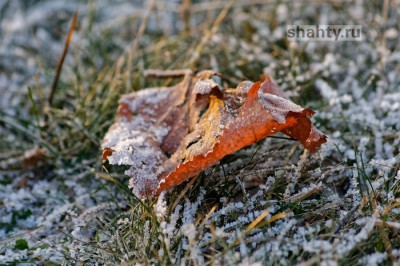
[23,147,46,169]
[102,147,113,163]
[102,70,327,197]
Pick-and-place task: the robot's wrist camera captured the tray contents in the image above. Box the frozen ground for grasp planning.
[0,0,399,265]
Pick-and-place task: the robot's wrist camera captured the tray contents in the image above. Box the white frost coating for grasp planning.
[102,91,171,197]
[102,116,168,149]
[315,77,355,106]
[360,252,387,266]
[181,223,196,241]
[257,91,304,123]
[102,117,169,167]
[315,79,338,105]
[0,250,28,264]
[124,148,165,197]
[107,139,163,166]
[154,192,168,221]
[237,81,254,92]
[193,79,219,95]
[2,1,399,263]
[120,87,171,113]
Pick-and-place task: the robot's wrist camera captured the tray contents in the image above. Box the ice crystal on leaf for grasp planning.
[102,70,327,197]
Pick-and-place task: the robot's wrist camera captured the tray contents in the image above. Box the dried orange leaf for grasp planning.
[102,70,327,197]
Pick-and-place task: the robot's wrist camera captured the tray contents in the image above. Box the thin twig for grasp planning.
[171,175,198,211]
[333,203,360,234]
[287,184,323,202]
[48,9,78,105]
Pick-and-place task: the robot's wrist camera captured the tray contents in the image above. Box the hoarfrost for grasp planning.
[193,79,219,95]
[154,192,168,221]
[258,92,304,124]
[360,252,388,266]
[1,0,399,264]
[121,87,171,113]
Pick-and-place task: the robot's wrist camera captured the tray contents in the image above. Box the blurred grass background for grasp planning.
[0,0,399,265]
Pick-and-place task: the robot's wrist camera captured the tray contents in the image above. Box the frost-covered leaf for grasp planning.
[102,70,327,197]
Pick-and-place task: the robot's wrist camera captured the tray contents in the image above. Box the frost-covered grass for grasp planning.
[1,0,399,265]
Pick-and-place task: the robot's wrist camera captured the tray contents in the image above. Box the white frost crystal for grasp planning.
[258,91,304,124]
